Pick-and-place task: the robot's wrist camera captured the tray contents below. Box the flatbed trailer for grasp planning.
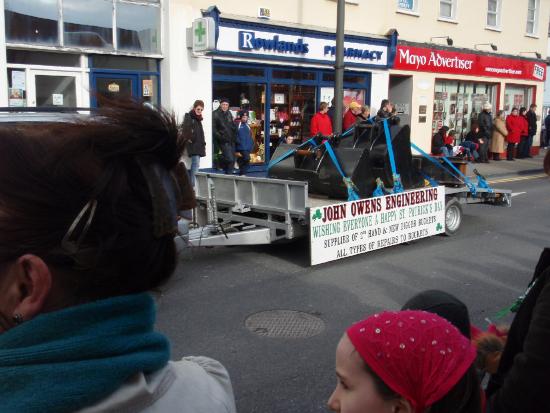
[178,172,512,265]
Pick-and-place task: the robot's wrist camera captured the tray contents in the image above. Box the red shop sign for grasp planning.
[394,45,546,81]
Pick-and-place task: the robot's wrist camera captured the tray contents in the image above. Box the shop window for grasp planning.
[34,75,78,107]
[213,66,265,78]
[397,0,418,12]
[503,85,534,114]
[322,73,335,82]
[116,1,161,54]
[7,50,81,67]
[270,84,316,147]
[140,75,159,106]
[272,70,316,81]
[213,82,267,164]
[487,0,501,28]
[91,55,158,71]
[63,0,113,49]
[526,0,539,35]
[4,0,59,45]
[7,68,27,107]
[344,74,367,84]
[439,0,456,20]
[433,80,497,140]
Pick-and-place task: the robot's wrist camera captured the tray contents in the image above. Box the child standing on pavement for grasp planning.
[236,111,253,175]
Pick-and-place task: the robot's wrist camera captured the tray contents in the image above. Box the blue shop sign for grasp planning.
[213,19,397,69]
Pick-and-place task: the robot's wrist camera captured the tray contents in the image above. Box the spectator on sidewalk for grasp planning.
[182,99,206,187]
[375,99,393,121]
[465,123,489,162]
[0,101,237,413]
[432,126,452,157]
[505,107,523,161]
[328,311,480,413]
[523,103,537,158]
[235,111,254,175]
[516,107,529,159]
[343,101,362,131]
[543,111,550,149]
[310,101,333,137]
[213,97,238,174]
[479,103,493,159]
[490,110,508,161]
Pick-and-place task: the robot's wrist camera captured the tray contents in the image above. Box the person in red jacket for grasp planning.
[310,101,333,137]
[342,101,362,131]
[505,107,523,161]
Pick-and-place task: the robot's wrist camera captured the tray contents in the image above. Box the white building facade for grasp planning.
[1,0,549,166]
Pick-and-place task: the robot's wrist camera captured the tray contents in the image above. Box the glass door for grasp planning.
[27,70,84,108]
[91,73,139,107]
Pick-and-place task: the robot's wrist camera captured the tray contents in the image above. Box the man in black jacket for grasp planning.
[212,98,237,174]
[524,104,537,158]
[478,102,493,162]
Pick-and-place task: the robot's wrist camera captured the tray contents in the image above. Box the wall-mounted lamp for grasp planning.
[430,36,453,46]
[520,51,542,59]
[475,43,497,51]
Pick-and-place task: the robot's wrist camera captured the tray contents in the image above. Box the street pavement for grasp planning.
[155,155,549,413]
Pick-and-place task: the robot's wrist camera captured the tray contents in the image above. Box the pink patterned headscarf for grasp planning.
[347,310,476,412]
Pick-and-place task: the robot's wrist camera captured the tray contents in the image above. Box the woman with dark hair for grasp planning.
[465,123,488,163]
[182,99,206,187]
[0,101,236,412]
[328,311,481,413]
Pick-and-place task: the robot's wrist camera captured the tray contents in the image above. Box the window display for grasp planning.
[213,82,266,165]
[433,80,497,141]
[503,85,534,114]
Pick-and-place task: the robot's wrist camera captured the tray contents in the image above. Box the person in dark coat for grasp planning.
[486,245,550,411]
[375,99,392,121]
[478,103,493,162]
[432,126,452,157]
[212,98,237,174]
[235,111,253,175]
[465,123,488,162]
[543,112,550,149]
[523,103,537,158]
[182,100,206,187]
[516,107,530,159]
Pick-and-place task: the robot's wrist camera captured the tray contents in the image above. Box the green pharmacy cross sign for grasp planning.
[195,21,206,43]
[192,17,215,53]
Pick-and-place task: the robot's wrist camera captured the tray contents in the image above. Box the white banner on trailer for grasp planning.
[309,187,446,265]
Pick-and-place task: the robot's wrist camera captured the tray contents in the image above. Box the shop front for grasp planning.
[391,42,546,152]
[204,14,396,169]
[3,0,162,109]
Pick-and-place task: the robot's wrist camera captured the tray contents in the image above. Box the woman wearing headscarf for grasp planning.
[490,110,508,161]
[0,101,236,413]
[328,311,480,413]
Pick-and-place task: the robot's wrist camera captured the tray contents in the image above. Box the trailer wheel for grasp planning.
[444,198,462,236]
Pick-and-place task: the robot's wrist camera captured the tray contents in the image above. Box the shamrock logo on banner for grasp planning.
[436,223,443,231]
[312,209,322,221]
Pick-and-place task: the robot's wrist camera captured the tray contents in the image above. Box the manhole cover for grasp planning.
[245,310,325,338]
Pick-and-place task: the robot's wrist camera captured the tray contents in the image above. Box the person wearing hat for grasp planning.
[235,111,253,175]
[478,102,493,162]
[328,310,480,413]
[343,101,362,131]
[212,98,238,174]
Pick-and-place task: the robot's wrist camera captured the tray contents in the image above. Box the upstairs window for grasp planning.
[439,0,456,20]
[487,0,501,28]
[398,0,418,12]
[526,0,539,35]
